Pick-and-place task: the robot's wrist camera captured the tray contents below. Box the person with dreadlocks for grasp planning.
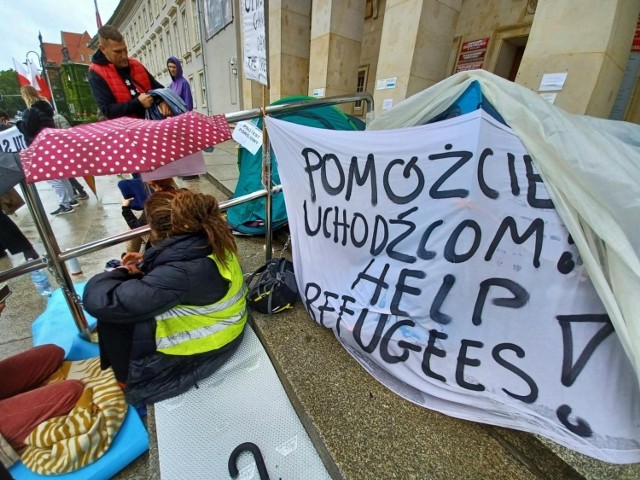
[83,190,248,406]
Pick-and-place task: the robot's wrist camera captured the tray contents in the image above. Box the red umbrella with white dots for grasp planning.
[20,112,231,182]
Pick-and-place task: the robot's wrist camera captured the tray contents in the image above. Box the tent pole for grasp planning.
[21,181,91,340]
[262,85,273,261]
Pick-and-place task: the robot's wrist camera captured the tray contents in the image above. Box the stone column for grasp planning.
[268,0,312,102]
[374,0,461,114]
[308,0,366,109]
[516,0,640,116]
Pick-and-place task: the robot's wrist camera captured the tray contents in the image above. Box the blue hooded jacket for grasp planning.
[167,56,193,111]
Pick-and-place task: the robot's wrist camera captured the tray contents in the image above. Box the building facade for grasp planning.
[42,31,99,121]
[105,0,640,122]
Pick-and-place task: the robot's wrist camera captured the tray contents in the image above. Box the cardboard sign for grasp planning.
[232,120,263,155]
[0,127,27,152]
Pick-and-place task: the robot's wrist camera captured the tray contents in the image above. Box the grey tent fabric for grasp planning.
[368,70,640,381]
[147,88,188,120]
[0,152,25,195]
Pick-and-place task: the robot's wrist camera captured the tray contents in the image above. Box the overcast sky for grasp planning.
[2,0,120,72]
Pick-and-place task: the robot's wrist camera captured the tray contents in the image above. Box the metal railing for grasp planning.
[0,93,374,338]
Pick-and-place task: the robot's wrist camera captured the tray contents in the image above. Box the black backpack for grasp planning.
[246,257,299,314]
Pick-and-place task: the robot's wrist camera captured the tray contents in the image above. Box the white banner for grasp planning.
[0,126,27,152]
[265,111,640,464]
[241,0,268,86]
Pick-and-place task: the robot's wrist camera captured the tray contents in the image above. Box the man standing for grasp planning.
[88,25,170,119]
[167,57,193,111]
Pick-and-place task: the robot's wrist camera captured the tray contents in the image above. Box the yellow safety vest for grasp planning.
[154,252,248,355]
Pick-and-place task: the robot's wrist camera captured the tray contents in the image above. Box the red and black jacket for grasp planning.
[88,49,163,119]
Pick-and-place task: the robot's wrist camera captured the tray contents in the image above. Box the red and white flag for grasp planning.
[12,57,31,87]
[26,58,52,101]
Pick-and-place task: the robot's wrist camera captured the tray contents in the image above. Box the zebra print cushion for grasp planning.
[21,357,127,474]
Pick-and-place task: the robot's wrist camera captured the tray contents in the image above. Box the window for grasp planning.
[181,9,189,53]
[199,70,206,107]
[354,65,369,113]
[173,19,182,56]
[165,29,172,57]
[142,7,147,28]
[188,75,196,108]
[147,1,153,24]
[191,0,200,45]
[80,53,85,62]
[159,34,165,64]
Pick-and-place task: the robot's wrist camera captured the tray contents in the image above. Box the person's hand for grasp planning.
[122,197,134,207]
[0,302,5,316]
[137,93,154,108]
[116,263,143,275]
[122,252,143,266]
[125,263,143,275]
[158,101,171,117]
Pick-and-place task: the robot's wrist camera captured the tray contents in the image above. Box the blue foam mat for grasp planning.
[11,283,149,480]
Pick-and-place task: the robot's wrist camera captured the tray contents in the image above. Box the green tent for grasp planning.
[226,96,364,235]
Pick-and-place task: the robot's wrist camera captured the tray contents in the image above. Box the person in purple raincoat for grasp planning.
[166,57,193,112]
[167,56,198,180]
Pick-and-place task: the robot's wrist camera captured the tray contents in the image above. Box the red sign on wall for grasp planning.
[632,16,640,52]
[461,37,489,52]
[455,37,490,73]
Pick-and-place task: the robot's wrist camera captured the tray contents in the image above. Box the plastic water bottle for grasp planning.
[31,269,54,297]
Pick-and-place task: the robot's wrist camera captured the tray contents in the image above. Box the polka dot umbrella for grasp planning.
[19,112,231,182]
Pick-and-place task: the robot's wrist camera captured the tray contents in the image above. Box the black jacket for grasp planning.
[83,233,242,405]
[16,100,55,146]
[88,49,164,119]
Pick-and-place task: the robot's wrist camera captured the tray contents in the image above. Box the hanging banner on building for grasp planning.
[265,111,640,464]
[203,0,233,39]
[241,0,268,86]
[0,127,27,153]
[455,37,489,73]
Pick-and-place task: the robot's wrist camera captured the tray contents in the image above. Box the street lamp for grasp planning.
[24,50,41,68]
[23,32,58,111]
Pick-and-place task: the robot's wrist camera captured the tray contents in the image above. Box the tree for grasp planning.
[0,69,26,117]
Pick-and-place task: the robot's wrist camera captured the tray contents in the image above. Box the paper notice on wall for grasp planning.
[539,92,557,104]
[382,98,393,110]
[376,79,386,90]
[539,73,568,91]
[313,88,326,98]
[232,120,263,155]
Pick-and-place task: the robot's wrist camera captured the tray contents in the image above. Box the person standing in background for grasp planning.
[0,111,11,131]
[16,86,77,216]
[167,56,199,180]
[0,211,39,261]
[167,57,193,111]
[52,112,89,201]
[88,25,170,120]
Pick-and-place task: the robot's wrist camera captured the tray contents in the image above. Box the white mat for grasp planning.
[155,325,331,480]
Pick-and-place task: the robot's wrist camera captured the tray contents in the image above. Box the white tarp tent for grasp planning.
[368,70,640,383]
[265,71,640,463]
